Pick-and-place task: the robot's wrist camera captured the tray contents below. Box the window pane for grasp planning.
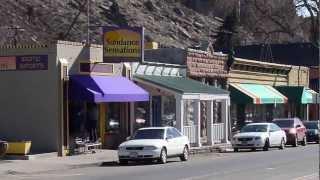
[134,102,149,132]
[162,96,176,126]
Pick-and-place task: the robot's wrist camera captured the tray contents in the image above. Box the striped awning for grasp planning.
[276,86,319,104]
[230,83,287,104]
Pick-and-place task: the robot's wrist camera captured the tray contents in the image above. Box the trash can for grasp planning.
[0,141,8,157]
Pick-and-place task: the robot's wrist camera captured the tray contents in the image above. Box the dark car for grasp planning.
[273,118,307,147]
[303,121,320,143]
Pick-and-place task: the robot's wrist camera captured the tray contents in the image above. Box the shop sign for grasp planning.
[103,26,144,62]
[79,62,114,75]
[0,55,48,71]
[0,56,16,71]
[187,51,228,78]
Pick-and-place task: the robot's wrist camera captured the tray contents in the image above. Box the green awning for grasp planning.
[230,83,287,104]
[134,75,229,94]
[276,86,319,104]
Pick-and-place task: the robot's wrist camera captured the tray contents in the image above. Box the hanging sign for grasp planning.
[103,26,144,62]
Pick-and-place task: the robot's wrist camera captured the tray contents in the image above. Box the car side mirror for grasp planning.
[126,136,131,141]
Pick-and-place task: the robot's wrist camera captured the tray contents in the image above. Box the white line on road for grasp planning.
[292,173,319,180]
[7,173,84,179]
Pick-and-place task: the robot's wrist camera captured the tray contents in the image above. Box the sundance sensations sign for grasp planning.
[103,26,144,62]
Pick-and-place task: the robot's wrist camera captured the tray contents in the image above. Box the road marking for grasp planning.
[266,167,275,170]
[292,173,318,180]
[8,173,84,179]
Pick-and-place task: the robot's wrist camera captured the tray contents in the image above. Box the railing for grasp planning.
[183,125,197,144]
[212,123,224,142]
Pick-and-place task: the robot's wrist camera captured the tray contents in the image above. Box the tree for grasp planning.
[295,0,319,45]
[241,0,319,46]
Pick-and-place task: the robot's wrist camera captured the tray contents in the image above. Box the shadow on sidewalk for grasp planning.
[100,160,179,167]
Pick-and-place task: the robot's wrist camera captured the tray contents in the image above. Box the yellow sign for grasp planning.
[103,27,144,62]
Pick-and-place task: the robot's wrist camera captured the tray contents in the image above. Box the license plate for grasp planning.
[241,141,247,145]
[129,152,138,158]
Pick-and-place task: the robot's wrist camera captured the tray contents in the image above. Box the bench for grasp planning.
[73,138,102,154]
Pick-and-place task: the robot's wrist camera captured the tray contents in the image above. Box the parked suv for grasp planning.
[273,118,307,147]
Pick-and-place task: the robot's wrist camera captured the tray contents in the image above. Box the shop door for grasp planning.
[152,96,162,126]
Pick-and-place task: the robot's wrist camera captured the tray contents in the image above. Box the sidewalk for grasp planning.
[0,144,231,176]
[0,149,118,175]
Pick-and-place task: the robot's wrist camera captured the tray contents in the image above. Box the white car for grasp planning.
[118,127,190,164]
[232,123,287,152]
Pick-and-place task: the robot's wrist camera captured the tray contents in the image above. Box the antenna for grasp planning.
[7,26,25,46]
[259,37,273,63]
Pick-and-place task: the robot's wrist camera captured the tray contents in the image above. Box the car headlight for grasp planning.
[254,137,261,140]
[143,146,157,150]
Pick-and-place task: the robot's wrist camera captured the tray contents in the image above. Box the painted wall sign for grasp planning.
[79,62,114,75]
[0,55,48,71]
[0,57,16,71]
[187,51,228,78]
[103,26,144,62]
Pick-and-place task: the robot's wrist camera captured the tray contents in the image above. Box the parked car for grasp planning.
[273,118,307,147]
[118,127,190,164]
[303,120,320,143]
[232,123,286,152]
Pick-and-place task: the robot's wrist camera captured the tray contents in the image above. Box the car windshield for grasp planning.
[240,125,268,133]
[304,122,318,129]
[132,129,164,140]
[273,120,294,128]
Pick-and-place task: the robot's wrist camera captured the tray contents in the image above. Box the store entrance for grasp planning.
[69,102,100,150]
[104,102,130,149]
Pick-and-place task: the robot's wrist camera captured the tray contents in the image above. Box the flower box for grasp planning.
[6,141,32,155]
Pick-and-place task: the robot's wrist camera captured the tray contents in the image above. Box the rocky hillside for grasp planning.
[0,0,223,48]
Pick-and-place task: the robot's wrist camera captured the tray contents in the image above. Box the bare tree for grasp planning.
[295,0,319,44]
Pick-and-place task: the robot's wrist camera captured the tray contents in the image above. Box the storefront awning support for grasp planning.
[195,99,201,147]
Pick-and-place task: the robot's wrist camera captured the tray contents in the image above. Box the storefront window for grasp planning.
[212,101,222,124]
[106,103,120,134]
[134,102,150,132]
[162,96,176,126]
[184,100,196,126]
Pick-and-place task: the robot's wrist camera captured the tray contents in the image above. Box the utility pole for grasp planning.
[87,0,90,45]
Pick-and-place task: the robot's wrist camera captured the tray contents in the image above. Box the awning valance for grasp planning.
[230,83,287,104]
[134,75,229,95]
[276,86,319,104]
[70,75,149,102]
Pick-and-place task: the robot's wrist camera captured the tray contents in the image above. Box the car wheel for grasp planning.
[293,136,298,147]
[263,139,269,151]
[301,136,307,146]
[180,146,189,161]
[158,148,167,164]
[119,160,128,165]
[234,148,239,152]
[279,138,285,150]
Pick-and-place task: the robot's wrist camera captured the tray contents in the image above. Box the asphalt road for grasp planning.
[4,144,320,180]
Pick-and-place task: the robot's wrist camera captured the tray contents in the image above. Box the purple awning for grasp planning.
[70,75,149,102]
